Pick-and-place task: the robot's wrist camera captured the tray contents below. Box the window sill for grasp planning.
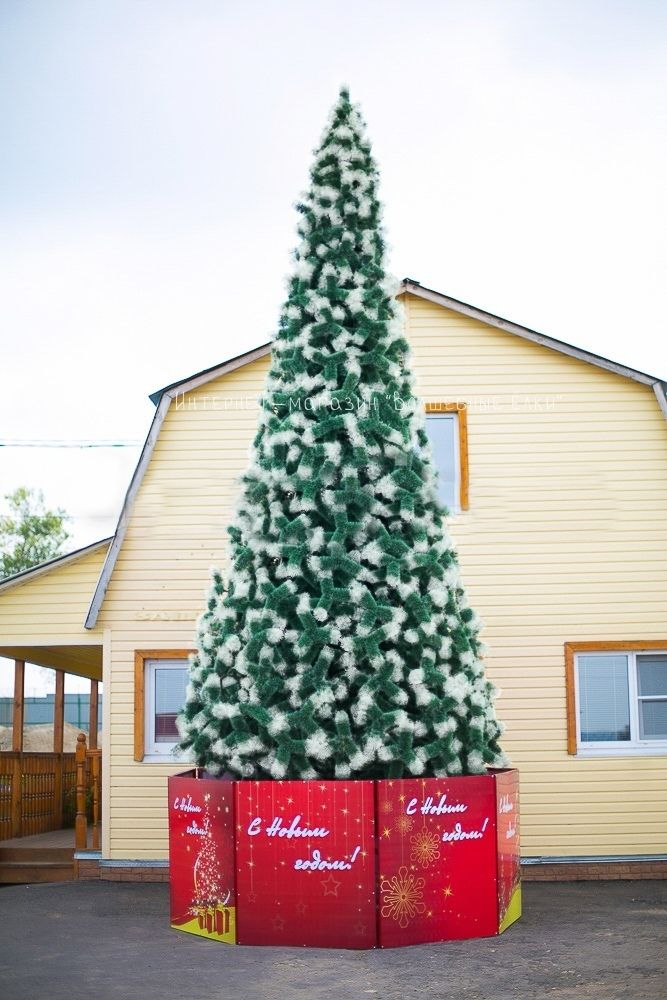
[141,752,188,764]
[576,745,667,758]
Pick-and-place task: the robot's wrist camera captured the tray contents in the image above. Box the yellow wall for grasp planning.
[100,297,667,859]
[100,359,268,859]
[0,543,108,651]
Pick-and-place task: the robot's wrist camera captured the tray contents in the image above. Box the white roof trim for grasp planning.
[85,394,171,629]
[400,280,659,387]
[149,344,272,405]
[654,382,667,421]
[85,344,272,629]
[0,537,112,595]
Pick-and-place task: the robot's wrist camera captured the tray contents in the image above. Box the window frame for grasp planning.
[565,641,667,757]
[134,649,193,762]
[424,402,469,512]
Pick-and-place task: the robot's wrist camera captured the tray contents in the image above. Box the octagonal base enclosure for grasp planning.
[169,769,520,949]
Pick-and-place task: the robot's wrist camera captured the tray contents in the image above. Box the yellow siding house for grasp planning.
[1,279,666,879]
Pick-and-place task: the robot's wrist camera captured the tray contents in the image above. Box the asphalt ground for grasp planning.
[0,879,665,1000]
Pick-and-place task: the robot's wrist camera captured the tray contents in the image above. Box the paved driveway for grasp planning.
[0,880,665,999]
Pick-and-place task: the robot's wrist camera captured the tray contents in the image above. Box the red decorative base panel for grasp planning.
[168,769,520,949]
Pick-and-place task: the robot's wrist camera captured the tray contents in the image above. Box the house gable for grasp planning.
[85,280,667,630]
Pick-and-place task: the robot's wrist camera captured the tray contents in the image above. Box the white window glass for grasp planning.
[154,667,188,743]
[637,655,667,740]
[578,655,630,742]
[426,413,458,511]
[145,659,188,756]
[575,650,667,754]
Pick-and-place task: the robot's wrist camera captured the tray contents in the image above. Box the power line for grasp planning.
[0,440,141,449]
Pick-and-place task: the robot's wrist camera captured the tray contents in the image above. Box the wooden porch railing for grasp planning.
[0,738,102,845]
[0,751,75,840]
[75,732,102,851]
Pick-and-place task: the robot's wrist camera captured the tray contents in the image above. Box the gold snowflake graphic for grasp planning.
[395,813,414,835]
[380,798,393,815]
[380,866,426,929]
[410,828,441,869]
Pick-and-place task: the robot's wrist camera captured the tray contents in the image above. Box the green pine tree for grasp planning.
[177,88,507,780]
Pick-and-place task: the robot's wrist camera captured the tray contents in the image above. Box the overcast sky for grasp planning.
[1,0,666,554]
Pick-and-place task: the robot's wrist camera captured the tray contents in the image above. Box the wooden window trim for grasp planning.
[564,640,667,755]
[425,402,469,511]
[134,649,194,762]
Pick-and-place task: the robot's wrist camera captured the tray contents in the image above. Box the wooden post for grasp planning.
[11,659,25,752]
[53,670,64,753]
[89,679,99,750]
[75,732,88,850]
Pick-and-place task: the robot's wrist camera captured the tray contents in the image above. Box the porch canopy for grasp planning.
[0,538,109,753]
[0,540,109,840]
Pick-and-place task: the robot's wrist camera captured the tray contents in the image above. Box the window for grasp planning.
[425,403,469,512]
[565,642,667,756]
[134,650,193,761]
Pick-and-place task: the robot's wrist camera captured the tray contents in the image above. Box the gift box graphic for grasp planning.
[168,772,236,943]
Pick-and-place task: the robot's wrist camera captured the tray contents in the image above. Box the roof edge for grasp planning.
[0,537,113,594]
[149,343,272,406]
[653,381,667,421]
[85,342,273,630]
[85,395,172,629]
[400,279,661,387]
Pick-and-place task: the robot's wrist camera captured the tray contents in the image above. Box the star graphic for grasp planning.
[442,885,453,898]
[272,915,285,931]
[295,901,307,915]
[353,921,367,936]
[247,891,257,903]
[321,874,341,897]
[382,827,391,838]
[341,808,348,816]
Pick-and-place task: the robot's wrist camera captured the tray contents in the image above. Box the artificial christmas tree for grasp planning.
[177,87,507,782]
[169,88,520,949]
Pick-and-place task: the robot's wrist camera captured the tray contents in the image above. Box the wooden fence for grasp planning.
[0,749,99,842]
